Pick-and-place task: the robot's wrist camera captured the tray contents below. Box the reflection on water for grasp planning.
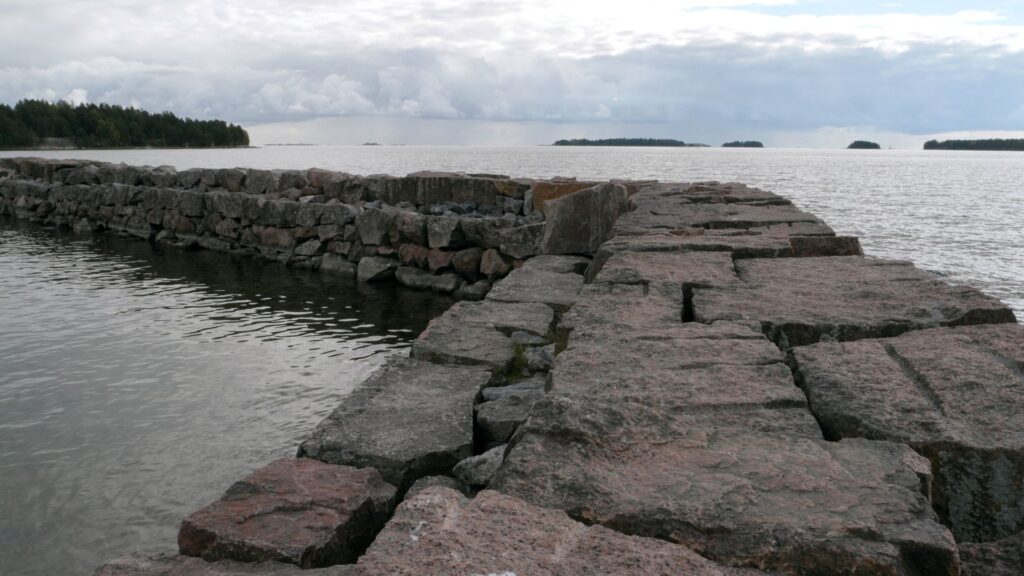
[0,218,452,576]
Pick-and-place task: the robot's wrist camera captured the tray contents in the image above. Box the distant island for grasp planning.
[0,99,249,150]
[722,141,764,148]
[924,138,1024,151]
[847,140,881,149]
[552,138,708,147]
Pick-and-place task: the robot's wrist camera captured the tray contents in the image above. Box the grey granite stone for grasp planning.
[298,357,490,490]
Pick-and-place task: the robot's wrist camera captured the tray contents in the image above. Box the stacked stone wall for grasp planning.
[0,158,631,298]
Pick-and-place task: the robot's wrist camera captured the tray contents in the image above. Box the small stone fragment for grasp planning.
[452,279,491,301]
[425,215,462,248]
[395,266,462,293]
[476,390,544,443]
[356,256,398,282]
[452,445,506,487]
[426,248,453,271]
[320,253,356,276]
[451,247,483,278]
[479,248,510,278]
[397,243,429,268]
[481,375,547,402]
[405,475,467,499]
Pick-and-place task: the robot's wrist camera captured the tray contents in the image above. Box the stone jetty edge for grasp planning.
[2,158,1022,575]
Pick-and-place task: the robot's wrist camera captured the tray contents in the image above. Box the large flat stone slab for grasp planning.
[603,231,785,256]
[592,250,740,290]
[639,182,793,205]
[411,300,554,372]
[959,531,1024,576]
[694,256,1016,347]
[485,265,585,313]
[793,323,1024,542]
[297,357,490,489]
[351,487,767,575]
[95,555,351,575]
[600,229,860,259]
[615,201,824,233]
[518,254,591,274]
[552,347,803,410]
[178,459,394,567]
[559,282,765,345]
[491,399,958,575]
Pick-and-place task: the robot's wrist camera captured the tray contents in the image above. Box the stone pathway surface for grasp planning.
[793,323,1024,542]
[72,173,1024,575]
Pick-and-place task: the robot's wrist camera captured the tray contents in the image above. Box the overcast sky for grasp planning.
[2,0,1023,146]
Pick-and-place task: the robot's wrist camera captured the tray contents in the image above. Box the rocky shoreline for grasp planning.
[2,159,1022,575]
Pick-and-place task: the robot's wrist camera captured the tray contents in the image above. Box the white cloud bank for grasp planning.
[1,1,1023,146]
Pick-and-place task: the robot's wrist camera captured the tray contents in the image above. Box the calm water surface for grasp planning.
[0,220,451,575]
[0,145,1022,575]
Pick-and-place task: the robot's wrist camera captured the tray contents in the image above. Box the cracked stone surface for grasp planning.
[559,283,764,345]
[452,444,506,487]
[637,182,794,205]
[614,200,824,233]
[518,254,591,274]
[592,250,740,290]
[350,487,768,575]
[694,256,1016,347]
[177,458,394,568]
[793,323,1024,542]
[485,265,585,313]
[959,530,1024,576]
[411,300,553,372]
[551,348,803,410]
[491,399,958,576]
[297,357,490,490]
[476,389,545,444]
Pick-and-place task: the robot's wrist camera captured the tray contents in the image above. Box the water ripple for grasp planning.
[0,220,452,576]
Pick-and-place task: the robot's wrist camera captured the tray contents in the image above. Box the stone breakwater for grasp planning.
[0,157,633,298]
[2,159,1022,575]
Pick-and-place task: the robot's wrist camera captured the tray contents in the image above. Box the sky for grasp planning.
[1,0,1023,147]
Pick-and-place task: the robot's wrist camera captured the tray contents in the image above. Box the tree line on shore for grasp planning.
[553,137,1024,151]
[0,99,249,149]
[553,138,708,147]
[924,139,1024,151]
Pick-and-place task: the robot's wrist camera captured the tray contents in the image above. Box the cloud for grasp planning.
[63,88,89,106]
[1,1,1022,143]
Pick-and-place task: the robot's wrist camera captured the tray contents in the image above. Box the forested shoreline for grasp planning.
[552,138,707,147]
[0,100,249,149]
[924,139,1024,151]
